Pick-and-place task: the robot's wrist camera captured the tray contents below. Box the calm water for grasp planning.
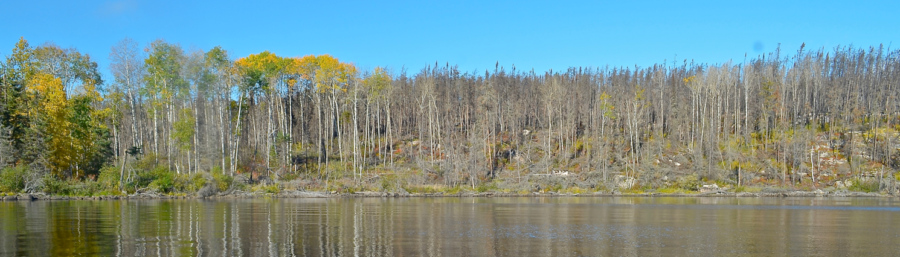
[1,197,899,256]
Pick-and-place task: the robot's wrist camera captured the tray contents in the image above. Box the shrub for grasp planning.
[621,186,645,194]
[0,165,27,193]
[476,182,499,193]
[97,166,121,192]
[674,174,700,191]
[170,173,207,193]
[131,166,166,191]
[130,166,209,194]
[148,168,175,193]
[733,186,762,193]
[561,186,588,194]
[42,175,107,196]
[211,167,233,191]
[545,183,562,193]
[73,181,103,196]
[848,179,879,193]
[265,184,280,194]
[445,185,463,195]
[42,175,70,195]
[190,173,207,191]
[380,175,397,191]
[656,187,690,194]
[252,184,280,194]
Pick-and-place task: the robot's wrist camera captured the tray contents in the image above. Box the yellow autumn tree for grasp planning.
[294,55,318,82]
[26,72,72,176]
[314,54,356,93]
[234,51,296,174]
[234,51,293,93]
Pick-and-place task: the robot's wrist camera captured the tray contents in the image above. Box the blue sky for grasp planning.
[1,0,898,80]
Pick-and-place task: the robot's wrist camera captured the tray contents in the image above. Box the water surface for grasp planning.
[2,197,899,256]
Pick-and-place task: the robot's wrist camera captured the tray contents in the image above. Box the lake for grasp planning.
[2,197,899,256]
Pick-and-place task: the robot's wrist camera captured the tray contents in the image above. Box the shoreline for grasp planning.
[1,190,894,201]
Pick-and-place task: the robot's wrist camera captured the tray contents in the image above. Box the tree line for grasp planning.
[2,38,898,193]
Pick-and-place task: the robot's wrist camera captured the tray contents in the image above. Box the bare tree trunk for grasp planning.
[231,90,246,176]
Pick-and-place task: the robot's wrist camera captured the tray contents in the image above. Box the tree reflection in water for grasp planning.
[1,197,900,256]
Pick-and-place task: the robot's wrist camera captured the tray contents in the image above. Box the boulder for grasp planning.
[700,184,719,193]
[354,191,383,197]
[835,181,845,189]
[815,189,826,196]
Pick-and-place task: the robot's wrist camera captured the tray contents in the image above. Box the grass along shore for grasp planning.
[1,165,895,201]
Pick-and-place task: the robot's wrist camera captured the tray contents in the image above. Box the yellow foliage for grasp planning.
[294,55,319,80]
[234,51,295,94]
[26,73,67,114]
[598,91,615,118]
[683,75,697,84]
[656,187,693,194]
[24,72,108,178]
[314,54,357,93]
[234,51,291,75]
[26,73,73,176]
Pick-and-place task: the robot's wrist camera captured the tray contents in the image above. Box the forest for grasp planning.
[1,37,899,196]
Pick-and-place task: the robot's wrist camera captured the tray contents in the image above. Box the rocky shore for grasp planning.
[1,189,893,201]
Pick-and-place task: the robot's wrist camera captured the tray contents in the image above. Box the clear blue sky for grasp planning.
[1,0,898,81]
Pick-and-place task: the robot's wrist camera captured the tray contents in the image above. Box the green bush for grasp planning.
[42,175,71,195]
[545,183,562,193]
[446,185,463,194]
[148,167,175,193]
[404,185,441,194]
[265,184,280,194]
[211,167,233,191]
[476,182,499,193]
[656,187,690,194]
[41,175,108,196]
[380,175,397,191]
[848,179,879,193]
[252,184,280,194]
[192,173,207,191]
[130,166,164,190]
[131,152,158,171]
[97,166,121,191]
[0,165,27,193]
[675,174,700,191]
[73,181,103,196]
[128,164,215,194]
[173,173,207,193]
